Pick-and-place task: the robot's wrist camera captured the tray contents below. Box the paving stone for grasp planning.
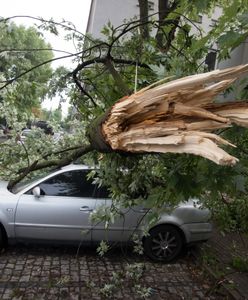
[0,245,228,299]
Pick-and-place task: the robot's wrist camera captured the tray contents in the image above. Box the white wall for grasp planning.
[86,1,248,69]
[87,0,141,38]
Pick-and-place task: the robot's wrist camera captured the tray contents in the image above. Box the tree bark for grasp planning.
[155,0,180,51]
[138,0,149,40]
[104,58,132,96]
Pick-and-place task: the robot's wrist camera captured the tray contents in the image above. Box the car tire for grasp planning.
[144,225,183,262]
[0,226,7,249]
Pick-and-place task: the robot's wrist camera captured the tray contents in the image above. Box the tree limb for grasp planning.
[8,144,94,189]
[72,73,98,107]
[0,53,76,89]
[156,0,180,51]
[2,15,85,39]
[0,48,74,55]
[42,144,87,159]
[104,58,132,96]
[138,0,149,40]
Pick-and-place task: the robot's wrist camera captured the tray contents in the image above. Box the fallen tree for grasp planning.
[89,64,248,166]
[8,63,248,190]
[1,3,248,232]
[1,2,248,192]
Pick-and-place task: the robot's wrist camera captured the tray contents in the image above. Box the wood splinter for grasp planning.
[89,64,248,165]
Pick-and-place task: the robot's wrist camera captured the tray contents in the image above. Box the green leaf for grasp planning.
[218,31,246,49]
[238,13,248,25]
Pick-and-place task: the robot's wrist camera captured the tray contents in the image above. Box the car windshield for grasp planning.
[11,170,55,194]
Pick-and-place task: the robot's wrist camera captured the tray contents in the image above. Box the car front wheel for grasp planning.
[144,225,183,262]
[0,226,7,249]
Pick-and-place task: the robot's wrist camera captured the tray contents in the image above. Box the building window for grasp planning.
[210,19,218,27]
[205,51,217,71]
[136,1,154,11]
[148,1,154,11]
[195,15,203,24]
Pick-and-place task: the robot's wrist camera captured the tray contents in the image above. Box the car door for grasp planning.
[91,186,146,243]
[15,169,96,242]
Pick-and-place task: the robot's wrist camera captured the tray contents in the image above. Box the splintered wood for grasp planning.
[102,64,248,165]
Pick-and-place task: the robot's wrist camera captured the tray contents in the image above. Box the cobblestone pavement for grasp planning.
[0,244,228,300]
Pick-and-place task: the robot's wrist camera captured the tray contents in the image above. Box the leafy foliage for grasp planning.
[78,0,248,232]
[0,21,53,114]
[1,0,248,232]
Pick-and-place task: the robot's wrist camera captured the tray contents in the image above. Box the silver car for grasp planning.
[0,164,212,262]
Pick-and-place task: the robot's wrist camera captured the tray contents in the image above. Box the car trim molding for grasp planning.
[15,223,91,230]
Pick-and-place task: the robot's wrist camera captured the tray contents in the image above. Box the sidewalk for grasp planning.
[196,226,248,299]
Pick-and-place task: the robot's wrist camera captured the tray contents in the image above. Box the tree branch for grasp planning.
[8,143,94,189]
[0,48,74,55]
[72,73,98,107]
[0,53,75,89]
[156,0,180,51]
[42,144,86,159]
[104,58,132,96]
[112,58,150,69]
[2,15,85,38]
[71,55,150,101]
[138,0,149,40]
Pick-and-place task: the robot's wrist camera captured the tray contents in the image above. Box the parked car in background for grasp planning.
[0,165,212,262]
[20,129,33,142]
[20,129,62,143]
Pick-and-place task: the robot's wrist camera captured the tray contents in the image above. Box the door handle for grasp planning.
[80,206,93,212]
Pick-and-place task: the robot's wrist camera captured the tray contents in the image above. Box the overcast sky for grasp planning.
[1,0,92,114]
[1,0,92,60]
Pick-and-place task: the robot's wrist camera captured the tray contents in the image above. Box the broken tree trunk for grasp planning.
[88,64,248,165]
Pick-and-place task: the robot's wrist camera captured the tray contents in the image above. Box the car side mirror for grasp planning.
[32,186,41,198]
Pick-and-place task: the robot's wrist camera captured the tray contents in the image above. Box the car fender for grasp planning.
[153,215,190,243]
[139,214,189,243]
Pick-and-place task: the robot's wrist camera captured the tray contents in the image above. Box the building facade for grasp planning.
[86,0,248,69]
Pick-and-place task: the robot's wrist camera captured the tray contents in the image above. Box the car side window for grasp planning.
[94,185,110,199]
[26,170,96,197]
